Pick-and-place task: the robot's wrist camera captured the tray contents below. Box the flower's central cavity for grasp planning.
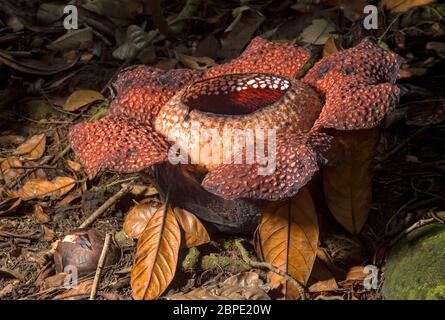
[182,73,290,115]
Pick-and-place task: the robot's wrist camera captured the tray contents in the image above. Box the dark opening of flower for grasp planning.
[182,73,290,115]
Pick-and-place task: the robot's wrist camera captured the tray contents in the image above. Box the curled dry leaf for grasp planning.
[255,187,319,299]
[34,204,51,223]
[0,157,24,184]
[323,128,379,234]
[300,19,335,45]
[13,134,46,160]
[63,90,105,111]
[175,52,217,70]
[173,208,210,248]
[380,0,435,13]
[42,225,55,241]
[339,266,368,287]
[66,160,82,172]
[0,49,79,75]
[323,36,341,57]
[131,205,181,300]
[307,259,338,293]
[123,201,162,239]
[127,184,158,197]
[6,176,76,200]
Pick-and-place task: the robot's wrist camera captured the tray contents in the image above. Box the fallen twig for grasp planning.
[79,183,133,228]
[90,233,112,300]
[234,239,306,300]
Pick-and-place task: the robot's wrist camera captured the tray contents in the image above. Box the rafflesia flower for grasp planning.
[69,37,400,205]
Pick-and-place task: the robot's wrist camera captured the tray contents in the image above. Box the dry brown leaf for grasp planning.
[380,0,435,13]
[34,204,51,223]
[175,52,216,70]
[63,90,105,111]
[42,273,70,290]
[123,201,162,239]
[300,19,335,45]
[323,128,379,234]
[127,184,159,196]
[6,176,76,200]
[66,160,81,172]
[308,259,338,293]
[42,226,55,241]
[0,157,24,184]
[173,208,210,248]
[55,187,83,208]
[323,36,341,57]
[53,279,93,300]
[13,134,46,160]
[339,266,368,286]
[0,198,21,216]
[131,205,181,300]
[256,187,318,299]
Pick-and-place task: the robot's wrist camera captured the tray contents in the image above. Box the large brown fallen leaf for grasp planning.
[123,201,162,239]
[131,205,181,300]
[255,187,319,299]
[173,208,210,248]
[13,134,46,160]
[6,176,76,200]
[168,272,270,300]
[63,90,105,111]
[380,0,435,13]
[323,128,379,234]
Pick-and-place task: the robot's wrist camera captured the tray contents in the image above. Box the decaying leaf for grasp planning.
[123,201,162,239]
[66,160,82,172]
[42,225,55,241]
[220,7,265,59]
[13,134,46,160]
[256,187,319,299]
[173,208,210,248]
[55,187,83,208]
[0,198,22,216]
[63,90,105,111]
[380,0,435,13]
[175,52,217,70]
[300,19,335,45]
[307,259,338,293]
[6,176,76,200]
[169,272,270,300]
[53,279,93,300]
[47,28,93,51]
[339,266,368,286]
[323,128,379,234]
[0,49,79,75]
[323,36,341,56]
[0,157,24,184]
[34,204,51,223]
[131,205,181,300]
[127,184,158,197]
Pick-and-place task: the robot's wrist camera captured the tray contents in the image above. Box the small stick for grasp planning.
[90,233,112,300]
[79,183,133,228]
[234,239,306,300]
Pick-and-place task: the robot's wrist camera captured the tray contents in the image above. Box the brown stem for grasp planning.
[79,183,133,228]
